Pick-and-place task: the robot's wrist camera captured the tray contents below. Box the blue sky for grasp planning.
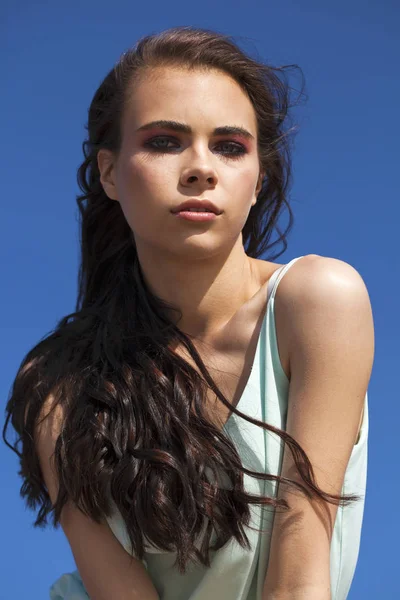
[2,1,398,598]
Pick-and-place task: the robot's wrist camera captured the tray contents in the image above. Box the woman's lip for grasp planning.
[173,210,219,222]
[172,200,221,214]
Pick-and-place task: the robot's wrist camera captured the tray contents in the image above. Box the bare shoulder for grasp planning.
[273,254,374,378]
[278,253,371,304]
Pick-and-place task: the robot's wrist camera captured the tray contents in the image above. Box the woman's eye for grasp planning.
[145,137,177,151]
[217,141,246,156]
[144,137,247,158]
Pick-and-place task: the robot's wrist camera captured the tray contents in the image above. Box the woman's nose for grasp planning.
[181,163,218,187]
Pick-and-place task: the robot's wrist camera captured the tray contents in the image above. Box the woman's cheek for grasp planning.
[233,165,259,193]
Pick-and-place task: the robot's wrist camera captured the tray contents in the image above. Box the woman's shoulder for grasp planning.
[253,253,370,326]
[271,253,369,305]
[262,254,372,379]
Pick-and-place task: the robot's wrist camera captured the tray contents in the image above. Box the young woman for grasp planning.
[3,26,374,600]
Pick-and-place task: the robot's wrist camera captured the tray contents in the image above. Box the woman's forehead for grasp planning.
[123,68,258,136]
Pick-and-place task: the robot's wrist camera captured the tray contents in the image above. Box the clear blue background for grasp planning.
[2,1,398,598]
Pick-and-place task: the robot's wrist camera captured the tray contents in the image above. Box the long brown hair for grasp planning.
[3,26,360,575]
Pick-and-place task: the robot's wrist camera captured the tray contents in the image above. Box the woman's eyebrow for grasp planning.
[135,120,255,140]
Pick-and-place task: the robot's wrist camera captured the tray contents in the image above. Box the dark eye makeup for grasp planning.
[143,136,248,159]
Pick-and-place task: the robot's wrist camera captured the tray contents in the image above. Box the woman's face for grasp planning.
[98,67,264,261]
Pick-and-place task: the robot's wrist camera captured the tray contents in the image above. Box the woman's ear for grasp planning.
[252,171,265,207]
[97,149,119,201]
[255,171,265,196]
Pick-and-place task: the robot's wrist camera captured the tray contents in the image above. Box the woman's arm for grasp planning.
[263,255,374,599]
[34,397,160,600]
